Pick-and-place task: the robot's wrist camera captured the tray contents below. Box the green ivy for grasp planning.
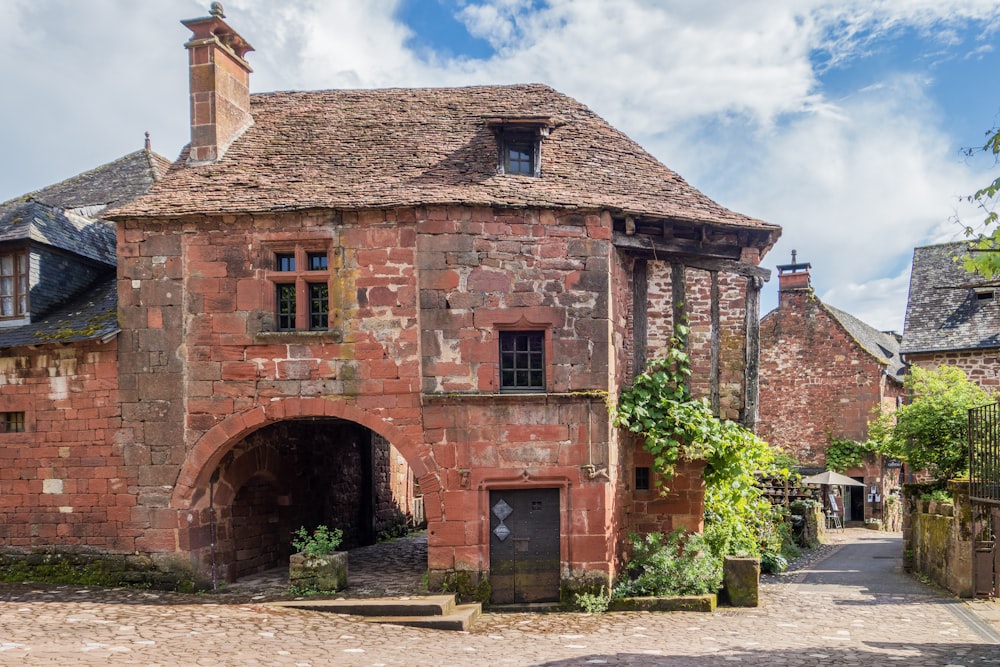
[612,323,792,561]
[824,437,871,472]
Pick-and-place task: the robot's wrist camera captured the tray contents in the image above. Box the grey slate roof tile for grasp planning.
[0,276,118,348]
[0,148,166,349]
[12,150,170,212]
[0,200,116,265]
[901,242,1000,354]
[111,85,779,237]
[823,303,905,381]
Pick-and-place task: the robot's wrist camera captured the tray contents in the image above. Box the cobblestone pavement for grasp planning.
[0,529,998,666]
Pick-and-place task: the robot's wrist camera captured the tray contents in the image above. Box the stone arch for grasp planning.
[171,397,435,511]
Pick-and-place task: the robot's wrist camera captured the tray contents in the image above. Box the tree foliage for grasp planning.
[960,126,1000,278]
[868,365,993,481]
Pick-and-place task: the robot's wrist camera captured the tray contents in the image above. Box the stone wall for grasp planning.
[0,339,130,551]
[906,351,1000,390]
[759,290,900,466]
[902,480,973,597]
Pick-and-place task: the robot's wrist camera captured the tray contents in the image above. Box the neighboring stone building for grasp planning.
[0,146,168,549]
[758,255,905,522]
[901,242,1000,389]
[0,7,780,603]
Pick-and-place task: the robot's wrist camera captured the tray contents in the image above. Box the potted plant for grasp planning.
[288,525,347,593]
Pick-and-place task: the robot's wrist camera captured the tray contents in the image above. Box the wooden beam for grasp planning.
[613,232,772,280]
[743,275,763,431]
[710,271,720,415]
[632,259,648,377]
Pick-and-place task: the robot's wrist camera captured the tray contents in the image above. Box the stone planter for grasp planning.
[289,552,348,592]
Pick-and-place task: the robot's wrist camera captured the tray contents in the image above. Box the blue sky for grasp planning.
[1,0,999,331]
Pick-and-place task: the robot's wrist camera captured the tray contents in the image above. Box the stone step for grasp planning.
[267,594,458,618]
[364,603,482,631]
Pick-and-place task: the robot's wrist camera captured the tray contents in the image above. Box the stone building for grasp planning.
[758,255,905,522]
[0,7,779,604]
[901,242,1000,389]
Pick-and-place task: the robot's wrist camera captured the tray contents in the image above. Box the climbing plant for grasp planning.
[824,436,872,472]
[612,323,792,561]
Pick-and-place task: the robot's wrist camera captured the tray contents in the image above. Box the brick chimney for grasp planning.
[182,3,254,164]
[775,250,812,302]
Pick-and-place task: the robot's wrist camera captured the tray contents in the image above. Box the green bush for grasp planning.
[613,530,722,598]
[290,525,343,557]
[920,489,953,504]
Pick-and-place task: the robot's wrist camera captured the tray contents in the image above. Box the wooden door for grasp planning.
[489,488,560,604]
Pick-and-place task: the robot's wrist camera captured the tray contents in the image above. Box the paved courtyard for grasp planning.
[0,529,998,665]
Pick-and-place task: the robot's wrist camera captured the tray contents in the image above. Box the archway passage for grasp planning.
[210,418,419,582]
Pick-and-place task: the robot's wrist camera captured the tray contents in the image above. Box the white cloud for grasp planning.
[3,0,1000,334]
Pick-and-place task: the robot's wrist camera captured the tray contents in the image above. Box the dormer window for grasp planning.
[485,115,552,178]
[974,286,996,301]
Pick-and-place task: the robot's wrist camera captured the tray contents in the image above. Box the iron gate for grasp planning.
[969,403,1000,598]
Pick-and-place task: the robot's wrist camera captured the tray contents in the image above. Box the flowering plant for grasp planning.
[291,525,343,557]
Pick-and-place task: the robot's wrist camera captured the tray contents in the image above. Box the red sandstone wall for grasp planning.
[0,340,131,550]
[758,291,894,466]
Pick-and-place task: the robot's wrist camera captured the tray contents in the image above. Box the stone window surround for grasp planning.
[0,397,31,436]
[263,241,332,332]
[478,308,562,393]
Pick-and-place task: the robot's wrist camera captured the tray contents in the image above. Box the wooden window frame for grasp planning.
[0,248,28,320]
[266,244,332,332]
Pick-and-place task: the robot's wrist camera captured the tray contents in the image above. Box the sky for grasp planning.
[2,0,1000,331]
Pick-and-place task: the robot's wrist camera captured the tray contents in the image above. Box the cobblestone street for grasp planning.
[0,529,998,666]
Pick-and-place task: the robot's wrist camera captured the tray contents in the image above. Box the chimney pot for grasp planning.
[181,7,254,164]
[775,250,812,296]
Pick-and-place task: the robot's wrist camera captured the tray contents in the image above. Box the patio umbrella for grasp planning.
[802,470,865,486]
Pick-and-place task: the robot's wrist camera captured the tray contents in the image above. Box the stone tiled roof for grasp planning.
[0,276,118,348]
[113,85,778,236]
[901,242,1000,354]
[823,303,905,381]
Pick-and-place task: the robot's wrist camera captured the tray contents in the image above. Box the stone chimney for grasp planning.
[776,250,812,299]
[182,3,254,164]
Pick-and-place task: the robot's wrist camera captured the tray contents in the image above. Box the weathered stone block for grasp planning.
[289,552,348,592]
[723,556,760,607]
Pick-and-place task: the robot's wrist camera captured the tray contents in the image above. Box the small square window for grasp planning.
[504,139,535,175]
[276,253,296,272]
[635,467,650,491]
[499,331,545,392]
[308,253,328,271]
[0,412,25,433]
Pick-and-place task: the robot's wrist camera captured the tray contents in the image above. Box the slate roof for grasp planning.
[0,148,167,349]
[112,85,779,239]
[823,303,905,381]
[0,277,118,348]
[901,242,1000,354]
[0,149,169,264]
[0,201,116,265]
[17,149,172,212]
